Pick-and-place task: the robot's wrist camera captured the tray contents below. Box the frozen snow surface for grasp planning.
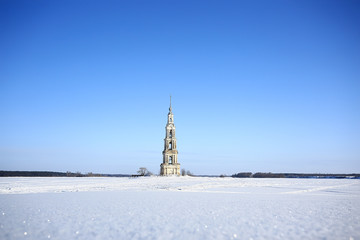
[0,177,359,240]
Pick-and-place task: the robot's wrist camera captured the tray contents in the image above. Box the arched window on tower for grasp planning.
[169,142,172,149]
[169,156,173,164]
[169,130,172,138]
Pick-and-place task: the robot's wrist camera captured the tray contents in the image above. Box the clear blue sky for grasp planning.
[1,0,359,175]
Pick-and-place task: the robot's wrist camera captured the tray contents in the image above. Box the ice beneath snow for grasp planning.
[0,177,359,239]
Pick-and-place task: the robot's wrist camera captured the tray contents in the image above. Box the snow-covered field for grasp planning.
[0,177,359,240]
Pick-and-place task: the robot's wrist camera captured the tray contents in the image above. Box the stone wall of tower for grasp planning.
[160,99,180,176]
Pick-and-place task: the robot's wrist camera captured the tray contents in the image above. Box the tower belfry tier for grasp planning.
[160,96,180,176]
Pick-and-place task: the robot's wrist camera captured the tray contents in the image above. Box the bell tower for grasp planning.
[160,96,180,176]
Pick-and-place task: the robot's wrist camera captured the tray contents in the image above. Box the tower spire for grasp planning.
[169,95,172,112]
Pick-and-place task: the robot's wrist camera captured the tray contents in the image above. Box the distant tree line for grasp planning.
[3,170,358,178]
[0,171,68,177]
[181,169,193,176]
[232,172,360,179]
[0,171,131,177]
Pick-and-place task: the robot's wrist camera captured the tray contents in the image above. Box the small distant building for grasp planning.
[160,96,180,176]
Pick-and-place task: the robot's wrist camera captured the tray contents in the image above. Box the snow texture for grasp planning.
[0,177,359,240]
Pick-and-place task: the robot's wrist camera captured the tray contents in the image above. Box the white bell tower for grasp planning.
[160,96,180,176]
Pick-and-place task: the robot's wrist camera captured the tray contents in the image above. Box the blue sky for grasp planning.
[1,0,359,175]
